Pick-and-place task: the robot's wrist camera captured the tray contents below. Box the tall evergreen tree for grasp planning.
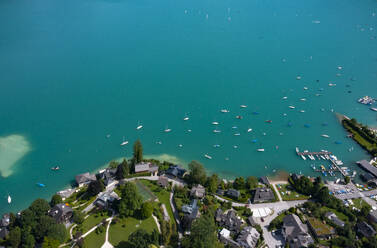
[116,159,129,179]
[133,140,143,165]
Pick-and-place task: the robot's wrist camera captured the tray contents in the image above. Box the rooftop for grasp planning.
[357,160,377,178]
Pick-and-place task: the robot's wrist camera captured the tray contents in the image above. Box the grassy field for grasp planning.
[277,184,310,201]
[352,198,370,209]
[78,211,110,233]
[108,216,157,247]
[84,229,106,248]
[138,180,175,221]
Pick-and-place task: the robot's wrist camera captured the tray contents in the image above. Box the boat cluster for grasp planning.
[358,95,375,105]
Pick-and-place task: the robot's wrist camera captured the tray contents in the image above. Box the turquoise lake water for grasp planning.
[0,0,376,214]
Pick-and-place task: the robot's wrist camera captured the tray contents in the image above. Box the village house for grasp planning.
[215,209,242,234]
[75,172,97,187]
[97,168,117,186]
[325,212,345,227]
[165,165,187,179]
[282,214,314,248]
[252,188,275,203]
[307,217,334,240]
[94,191,120,209]
[236,226,260,248]
[134,162,159,176]
[190,184,206,198]
[259,176,270,185]
[157,176,169,188]
[357,221,376,238]
[49,203,73,224]
[0,214,10,240]
[226,189,241,199]
[218,228,239,247]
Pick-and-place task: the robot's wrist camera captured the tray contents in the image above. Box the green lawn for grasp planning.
[78,211,110,233]
[109,216,157,247]
[352,198,370,209]
[85,229,106,248]
[320,206,349,222]
[277,184,310,201]
[139,180,175,221]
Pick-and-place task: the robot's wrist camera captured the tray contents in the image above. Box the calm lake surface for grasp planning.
[0,0,376,214]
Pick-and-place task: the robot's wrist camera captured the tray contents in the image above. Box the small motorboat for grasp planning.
[303,87,308,90]
[257,148,265,152]
[51,166,60,171]
[120,136,129,146]
[296,76,302,80]
[220,109,230,113]
[212,121,219,125]
[252,139,258,143]
[371,107,377,112]
[213,129,221,133]
[321,134,330,138]
[240,105,247,108]
[265,120,272,123]
[136,125,143,130]
[282,96,288,100]
[289,106,295,109]
[213,144,221,148]
[7,194,11,204]
[37,183,46,187]
[183,117,189,121]
[204,154,212,159]
[234,133,241,136]
[164,128,172,133]
[252,111,259,115]
[247,128,253,132]
[236,115,243,119]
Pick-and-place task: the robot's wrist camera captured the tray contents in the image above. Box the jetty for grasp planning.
[297,151,332,156]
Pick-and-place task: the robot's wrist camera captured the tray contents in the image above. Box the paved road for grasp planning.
[328,182,377,208]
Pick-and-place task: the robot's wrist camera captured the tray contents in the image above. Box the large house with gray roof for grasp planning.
[282,214,314,248]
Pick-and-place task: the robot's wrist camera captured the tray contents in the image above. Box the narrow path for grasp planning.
[101,214,114,248]
[169,189,183,240]
[152,214,161,233]
[69,224,77,239]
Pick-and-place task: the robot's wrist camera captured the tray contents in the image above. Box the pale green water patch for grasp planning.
[0,134,31,177]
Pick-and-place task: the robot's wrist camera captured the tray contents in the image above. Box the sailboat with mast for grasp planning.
[120,136,129,146]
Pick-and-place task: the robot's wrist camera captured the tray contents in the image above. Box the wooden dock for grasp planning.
[297,151,332,156]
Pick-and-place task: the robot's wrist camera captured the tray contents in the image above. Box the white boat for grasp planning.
[136,125,143,130]
[303,87,308,90]
[300,98,306,101]
[178,144,183,148]
[213,144,221,148]
[301,155,307,160]
[220,109,230,113]
[213,129,221,133]
[164,128,172,133]
[296,147,299,153]
[183,117,189,121]
[247,128,253,133]
[257,149,265,152]
[120,140,129,146]
[7,194,11,204]
[321,134,330,138]
[212,121,219,125]
[289,106,295,109]
[234,133,241,136]
[204,154,212,159]
[328,83,336,87]
[300,110,305,113]
[240,105,247,108]
[312,20,321,24]
[282,96,288,100]
[296,76,302,80]
[370,107,377,112]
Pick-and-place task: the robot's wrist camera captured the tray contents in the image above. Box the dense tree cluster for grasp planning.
[188,161,207,185]
[117,182,143,217]
[133,139,143,165]
[4,198,67,248]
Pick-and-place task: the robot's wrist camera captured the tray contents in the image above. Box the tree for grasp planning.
[133,140,143,165]
[29,198,51,218]
[108,161,119,169]
[19,209,37,229]
[188,161,206,185]
[206,174,219,193]
[140,202,153,219]
[35,215,56,241]
[87,180,105,196]
[345,176,350,184]
[233,177,245,190]
[181,213,219,248]
[118,182,142,217]
[42,237,60,248]
[246,176,258,190]
[9,226,21,248]
[116,159,130,180]
[73,210,85,224]
[128,229,151,248]
[47,223,67,243]
[21,226,35,248]
[50,194,62,207]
